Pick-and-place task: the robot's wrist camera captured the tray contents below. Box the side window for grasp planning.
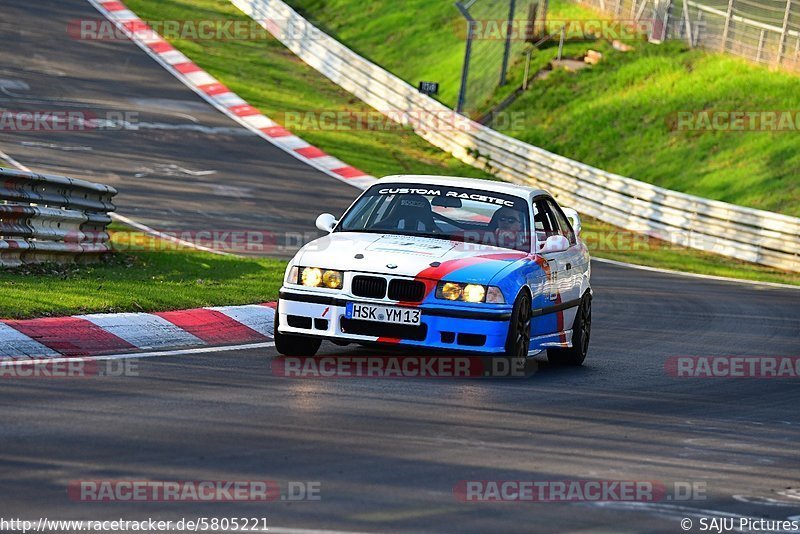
[547,200,576,245]
[533,200,558,249]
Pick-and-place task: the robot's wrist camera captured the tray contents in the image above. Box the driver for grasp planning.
[492,207,526,249]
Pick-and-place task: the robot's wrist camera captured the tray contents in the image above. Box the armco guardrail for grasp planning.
[0,168,118,266]
[231,0,800,273]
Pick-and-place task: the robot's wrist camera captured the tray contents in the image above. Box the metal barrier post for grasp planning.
[721,0,735,52]
[776,0,793,65]
[500,0,517,86]
[455,1,475,113]
[682,0,694,47]
[523,47,532,90]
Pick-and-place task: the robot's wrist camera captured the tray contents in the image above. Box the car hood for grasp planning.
[294,232,529,281]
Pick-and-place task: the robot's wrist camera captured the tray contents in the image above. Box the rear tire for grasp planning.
[273,304,322,357]
[547,292,592,366]
[504,291,532,363]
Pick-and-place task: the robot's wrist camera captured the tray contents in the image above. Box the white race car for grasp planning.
[275,175,592,365]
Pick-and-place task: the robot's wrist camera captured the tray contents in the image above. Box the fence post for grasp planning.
[776,0,792,66]
[455,2,474,113]
[523,48,532,90]
[682,0,694,47]
[558,25,565,60]
[795,35,800,65]
[541,0,550,39]
[756,29,766,62]
[649,0,672,42]
[500,0,518,86]
[721,0,735,52]
[693,10,703,47]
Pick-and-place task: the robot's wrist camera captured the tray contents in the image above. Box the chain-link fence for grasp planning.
[455,0,538,115]
[577,0,800,71]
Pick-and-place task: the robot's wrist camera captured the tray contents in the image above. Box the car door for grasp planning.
[532,198,580,336]
[543,198,583,331]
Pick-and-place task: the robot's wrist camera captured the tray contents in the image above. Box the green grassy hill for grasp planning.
[287,0,800,216]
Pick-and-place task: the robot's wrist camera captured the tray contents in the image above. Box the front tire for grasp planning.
[504,291,532,363]
[273,304,322,357]
[547,292,592,366]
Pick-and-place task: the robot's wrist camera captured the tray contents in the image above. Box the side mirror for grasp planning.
[315,213,337,233]
[562,208,581,237]
[540,235,570,255]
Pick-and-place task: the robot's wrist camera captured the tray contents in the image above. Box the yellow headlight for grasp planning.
[322,270,343,289]
[301,267,323,287]
[440,282,463,301]
[463,284,487,303]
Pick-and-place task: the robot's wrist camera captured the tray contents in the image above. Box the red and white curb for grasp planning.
[87,0,378,191]
[0,304,276,360]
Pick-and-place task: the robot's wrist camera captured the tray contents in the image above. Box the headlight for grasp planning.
[439,282,463,301]
[301,267,323,287]
[435,282,504,304]
[296,267,344,289]
[463,284,486,303]
[322,270,343,289]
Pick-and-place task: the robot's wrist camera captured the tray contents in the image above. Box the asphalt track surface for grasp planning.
[1,0,799,532]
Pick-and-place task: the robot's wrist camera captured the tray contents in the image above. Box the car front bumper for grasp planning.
[277,289,513,353]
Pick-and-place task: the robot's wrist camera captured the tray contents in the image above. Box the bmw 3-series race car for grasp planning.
[274,175,592,365]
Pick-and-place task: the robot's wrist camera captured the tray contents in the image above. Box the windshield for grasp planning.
[337,183,531,252]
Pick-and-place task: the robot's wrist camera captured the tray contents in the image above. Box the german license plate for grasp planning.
[345,302,421,325]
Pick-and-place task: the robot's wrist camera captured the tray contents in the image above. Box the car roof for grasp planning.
[379,175,549,200]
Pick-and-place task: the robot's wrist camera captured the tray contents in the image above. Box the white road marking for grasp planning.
[76,313,206,350]
[0,79,31,91]
[587,501,752,527]
[5,341,276,367]
[733,495,800,507]
[0,148,32,171]
[21,141,93,152]
[134,163,218,178]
